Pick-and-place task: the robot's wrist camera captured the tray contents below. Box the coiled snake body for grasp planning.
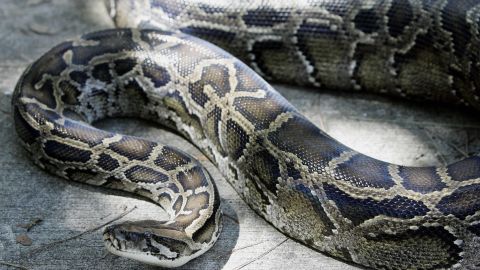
[11,1,480,269]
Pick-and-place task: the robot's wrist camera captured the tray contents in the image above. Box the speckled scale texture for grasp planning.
[113,0,480,110]
[9,0,480,269]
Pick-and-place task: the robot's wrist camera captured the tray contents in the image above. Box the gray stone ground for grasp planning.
[1,1,480,269]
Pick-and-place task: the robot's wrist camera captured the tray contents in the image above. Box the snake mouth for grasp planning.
[102,230,196,267]
[102,223,215,268]
[103,231,121,251]
[102,230,146,260]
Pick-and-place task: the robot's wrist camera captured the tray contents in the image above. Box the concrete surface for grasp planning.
[1,1,480,269]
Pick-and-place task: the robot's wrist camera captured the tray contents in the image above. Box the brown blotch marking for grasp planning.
[157,192,173,207]
[386,0,414,38]
[234,62,266,92]
[437,184,480,219]
[174,215,198,230]
[109,136,156,161]
[154,146,191,171]
[333,154,395,189]
[141,59,170,88]
[324,183,429,225]
[362,226,461,269]
[296,21,352,90]
[353,8,381,34]
[399,166,446,193]
[172,196,183,214]
[250,40,306,84]
[21,41,70,86]
[22,80,57,109]
[247,150,281,194]
[244,177,270,213]
[165,182,179,193]
[285,161,302,180]
[184,191,209,212]
[394,31,454,103]
[447,156,480,182]
[69,70,88,86]
[191,211,218,244]
[43,140,91,163]
[176,166,208,191]
[188,80,210,107]
[169,43,210,76]
[441,0,478,59]
[124,165,169,184]
[233,91,290,130]
[243,8,290,27]
[193,182,221,244]
[276,186,335,242]
[174,191,210,229]
[225,119,249,160]
[92,63,112,83]
[96,153,120,171]
[51,119,111,147]
[199,64,231,97]
[205,106,225,155]
[164,90,205,138]
[192,179,222,243]
[71,29,136,65]
[119,79,149,112]
[352,43,396,95]
[114,58,137,76]
[268,115,349,173]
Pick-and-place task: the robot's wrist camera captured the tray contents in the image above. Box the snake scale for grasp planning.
[10,0,480,269]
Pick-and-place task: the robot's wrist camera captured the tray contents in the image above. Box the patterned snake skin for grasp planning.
[10,0,480,269]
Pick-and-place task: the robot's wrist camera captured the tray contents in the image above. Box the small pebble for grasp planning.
[28,22,54,35]
[16,234,33,246]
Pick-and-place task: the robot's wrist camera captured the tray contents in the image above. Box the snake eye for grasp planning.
[104,225,119,236]
[124,231,133,241]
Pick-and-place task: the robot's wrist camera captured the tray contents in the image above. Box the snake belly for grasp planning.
[10,2,480,269]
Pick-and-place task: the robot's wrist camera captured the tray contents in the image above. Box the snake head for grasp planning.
[103,220,207,267]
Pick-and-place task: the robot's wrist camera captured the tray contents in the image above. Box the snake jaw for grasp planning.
[102,222,203,267]
[103,226,122,251]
